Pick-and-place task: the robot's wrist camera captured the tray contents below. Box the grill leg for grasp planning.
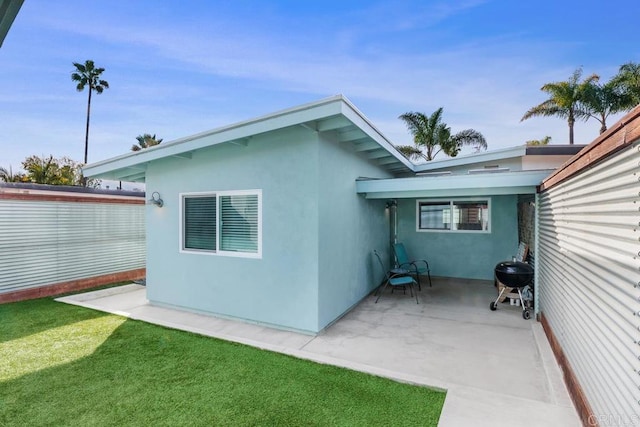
[493,287,508,306]
[490,287,509,311]
[517,288,526,312]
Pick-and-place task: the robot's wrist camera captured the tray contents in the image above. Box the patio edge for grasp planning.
[0,268,146,304]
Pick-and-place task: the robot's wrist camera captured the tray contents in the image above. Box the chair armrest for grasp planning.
[412,259,430,269]
[398,262,418,273]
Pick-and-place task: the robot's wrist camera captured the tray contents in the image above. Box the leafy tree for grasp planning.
[132,134,163,151]
[19,155,99,187]
[526,136,552,146]
[22,155,59,184]
[581,80,635,134]
[71,60,109,165]
[611,61,640,106]
[521,68,599,145]
[396,108,487,161]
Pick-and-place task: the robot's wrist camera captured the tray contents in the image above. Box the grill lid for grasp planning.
[495,261,533,288]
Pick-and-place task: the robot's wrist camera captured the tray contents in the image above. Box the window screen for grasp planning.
[182,190,261,256]
[220,194,258,253]
[183,196,217,251]
[417,199,490,232]
[419,202,451,230]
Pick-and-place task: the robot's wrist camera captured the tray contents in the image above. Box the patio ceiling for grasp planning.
[356,170,553,199]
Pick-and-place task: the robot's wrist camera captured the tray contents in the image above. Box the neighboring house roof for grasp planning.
[413,144,585,173]
[540,104,640,191]
[0,0,23,48]
[84,95,414,182]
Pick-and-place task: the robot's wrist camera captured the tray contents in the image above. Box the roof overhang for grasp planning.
[0,0,23,48]
[84,95,413,182]
[356,170,554,199]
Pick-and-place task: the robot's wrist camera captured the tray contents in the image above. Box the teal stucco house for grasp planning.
[84,95,581,333]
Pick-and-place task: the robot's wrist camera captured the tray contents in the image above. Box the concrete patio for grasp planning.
[57,277,580,426]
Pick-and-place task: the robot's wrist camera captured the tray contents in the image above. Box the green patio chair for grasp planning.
[393,242,432,290]
[373,250,418,304]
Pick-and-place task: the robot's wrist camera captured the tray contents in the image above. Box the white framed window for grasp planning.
[416,198,490,233]
[180,189,262,258]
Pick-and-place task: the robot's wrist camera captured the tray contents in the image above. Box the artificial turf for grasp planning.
[0,297,445,426]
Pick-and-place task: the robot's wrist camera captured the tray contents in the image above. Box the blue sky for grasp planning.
[1,0,638,172]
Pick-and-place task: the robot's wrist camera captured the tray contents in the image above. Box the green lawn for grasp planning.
[1,297,445,426]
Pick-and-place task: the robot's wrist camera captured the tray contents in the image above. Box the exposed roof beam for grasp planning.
[377,157,402,165]
[120,172,146,182]
[353,141,381,152]
[368,150,393,160]
[299,122,318,132]
[317,116,350,132]
[228,138,250,147]
[338,128,366,142]
[110,165,147,180]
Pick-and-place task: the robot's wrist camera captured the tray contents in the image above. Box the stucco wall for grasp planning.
[396,195,519,280]
[316,133,392,330]
[145,126,321,332]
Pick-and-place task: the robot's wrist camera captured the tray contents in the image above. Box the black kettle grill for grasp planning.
[490,261,534,319]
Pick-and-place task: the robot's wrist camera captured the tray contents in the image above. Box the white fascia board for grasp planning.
[362,186,540,199]
[356,170,553,199]
[413,145,527,172]
[339,98,414,172]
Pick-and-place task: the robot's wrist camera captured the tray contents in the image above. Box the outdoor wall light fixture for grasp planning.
[385,199,397,209]
[148,191,164,208]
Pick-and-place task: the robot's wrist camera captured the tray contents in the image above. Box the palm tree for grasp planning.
[521,68,599,145]
[611,61,640,106]
[0,166,10,182]
[132,134,163,151]
[396,108,487,161]
[71,60,109,164]
[581,80,634,134]
[0,166,25,182]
